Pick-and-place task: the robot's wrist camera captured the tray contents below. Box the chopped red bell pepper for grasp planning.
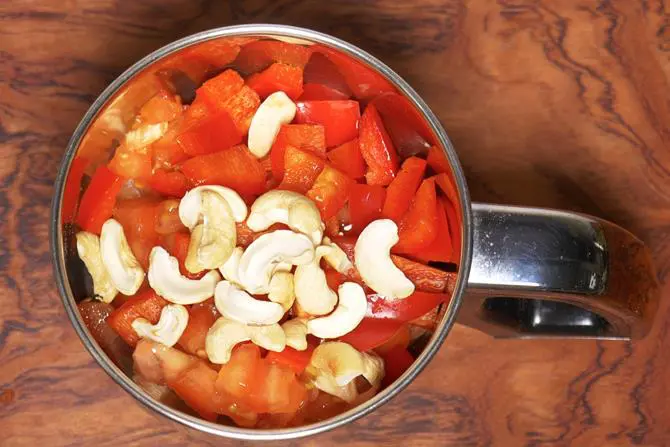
[375,324,410,355]
[235,39,312,74]
[152,121,190,169]
[176,110,242,156]
[181,39,242,68]
[445,198,461,263]
[306,165,354,220]
[382,157,427,222]
[265,345,315,374]
[270,124,326,180]
[180,144,266,197]
[348,184,386,233]
[326,138,366,179]
[338,318,404,352]
[314,45,396,99]
[380,346,415,388]
[61,157,89,224]
[76,165,124,234]
[149,169,190,198]
[107,289,169,347]
[177,301,217,356]
[432,172,459,208]
[324,268,350,291]
[367,290,449,322]
[426,145,451,174]
[415,200,454,263]
[303,52,352,97]
[113,198,160,269]
[394,178,439,255]
[278,146,325,193]
[299,83,350,101]
[359,104,399,186]
[295,100,360,148]
[247,63,304,100]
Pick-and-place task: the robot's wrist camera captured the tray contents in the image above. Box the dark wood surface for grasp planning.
[2,1,670,445]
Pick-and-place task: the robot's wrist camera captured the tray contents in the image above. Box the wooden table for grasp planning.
[2,1,669,445]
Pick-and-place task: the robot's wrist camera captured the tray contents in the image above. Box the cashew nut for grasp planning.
[268,271,295,311]
[147,246,220,305]
[100,219,145,295]
[354,219,415,299]
[247,91,296,158]
[214,280,285,325]
[179,185,248,227]
[307,282,367,339]
[308,342,385,403]
[76,231,118,303]
[282,318,308,351]
[218,246,243,285]
[131,303,189,347]
[247,190,324,245]
[205,317,286,364]
[180,190,237,273]
[321,237,354,274]
[294,245,337,316]
[238,229,315,294]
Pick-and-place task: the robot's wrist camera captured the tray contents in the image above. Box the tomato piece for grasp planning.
[394,179,438,255]
[181,40,242,68]
[76,165,124,234]
[414,200,453,263]
[306,165,354,220]
[432,171,459,208]
[149,169,190,198]
[178,301,217,357]
[154,199,186,235]
[235,39,312,74]
[260,363,308,414]
[314,45,395,99]
[372,93,435,158]
[265,345,315,375]
[168,360,220,421]
[108,142,152,181]
[295,100,360,148]
[247,63,304,100]
[303,52,351,96]
[160,232,206,279]
[216,344,267,410]
[348,184,386,233]
[359,104,399,186]
[113,198,160,269]
[138,90,182,125]
[299,83,350,101]
[338,318,404,351]
[380,346,415,388]
[61,157,89,223]
[278,146,326,193]
[107,289,169,347]
[152,118,190,169]
[367,291,449,322]
[180,144,266,197]
[445,198,461,263]
[176,110,242,156]
[270,124,326,180]
[326,138,366,179]
[382,157,427,222]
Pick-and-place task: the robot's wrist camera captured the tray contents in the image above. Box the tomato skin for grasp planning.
[247,63,304,100]
[61,157,89,223]
[359,104,399,186]
[326,138,366,180]
[414,200,454,263]
[366,291,449,322]
[382,157,427,222]
[107,289,169,347]
[177,301,217,357]
[149,169,190,198]
[278,146,326,193]
[393,178,439,256]
[270,124,326,181]
[176,110,242,156]
[235,39,312,74]
[299,83,350,101]
[295,100,360,148]
[348,184,386,233]
[306,165,354,220]
[76,165,124,234]
[338,318,404,351]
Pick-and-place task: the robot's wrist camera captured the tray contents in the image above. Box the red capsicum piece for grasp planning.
[303,52,352,97]
[348,184,386,233]
[149,169,190,198]
[414,200,454,263]
[270,124,326,180]
[76,165,124,234]
[247,63,304,100]
[306,165,354,220]
[295,100,360,148]
[426,145,451,174]
[299,83,350,101]
[359,104,399,186]
[382,157,427,222]
[160,232,206,280]
[432,172,459,209]
[61,157,89,223]
[326,138,366,179]
[445,198,461,263]
[235,39,312,74]
[393,178,439,255]
[266,345,316,374]
[278,146,325,193]
[380,346,415,388]
[176,109,242,156]
[366,290,450,322]
[338,318,405,352]
[107,289,169,347]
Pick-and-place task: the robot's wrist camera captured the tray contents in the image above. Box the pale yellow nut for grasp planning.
[268,271,295,311]
[321,237,354,274]
[131,304,189,347]
[294,245,337,316]
[247,91,296,158]
[307,282,367,339]
[179,185,248,227]
[76,231,118,303]
[282,318,308,351]
[214,280,285,325]
[205,317,286,364]
[100,219,145,296]
[218,246,243,285]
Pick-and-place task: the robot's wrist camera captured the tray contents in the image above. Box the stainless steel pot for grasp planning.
[50,24,660,441]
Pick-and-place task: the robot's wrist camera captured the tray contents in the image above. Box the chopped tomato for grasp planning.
[216,344,267,408]
[348,184,386,233]
[152,119,190,169]
[380,346,415,388]
[278,146,325,193]
[113,198,160,269]
[247,63,304,100]
[426,145,451,175]
[359,104,399,186]
[154,199,186,235]
[326,138,366,179]
[314,45,395,99]
[160,232,206,279]
[61,157,89,223]
[76,165,124,234]
[265,345,315,374]
[149,169,190,198]
[270,124,326,180]
[338,318,404,352]
[394,178,438,255]
[181,40,242,68]
[306,165,354,220]
[107,289,169,347]
[176,110,242,156]
[295,100,360,148]
[445,198,461,263]
[260,363,308,414]
[303,52,351,96]
[299,83,350,101]
[178,301,218,357]
[325,269,349,291]
[382,157,427,222]
[367,291,449,322]
[167,360,219,421]
[414,200,453,263]
[108,142,152,181]
[372,93,435,158]
[432,172,459,208]
[180,144,266,197]
[235,40,312,74]
[138,90,182,125]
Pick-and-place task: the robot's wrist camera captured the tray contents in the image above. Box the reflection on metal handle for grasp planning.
[458,203,659,339]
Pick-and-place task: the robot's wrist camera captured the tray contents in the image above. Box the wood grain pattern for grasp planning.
[2,0,670,445]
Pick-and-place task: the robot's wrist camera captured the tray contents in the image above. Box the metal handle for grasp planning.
[457,203,660,339]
